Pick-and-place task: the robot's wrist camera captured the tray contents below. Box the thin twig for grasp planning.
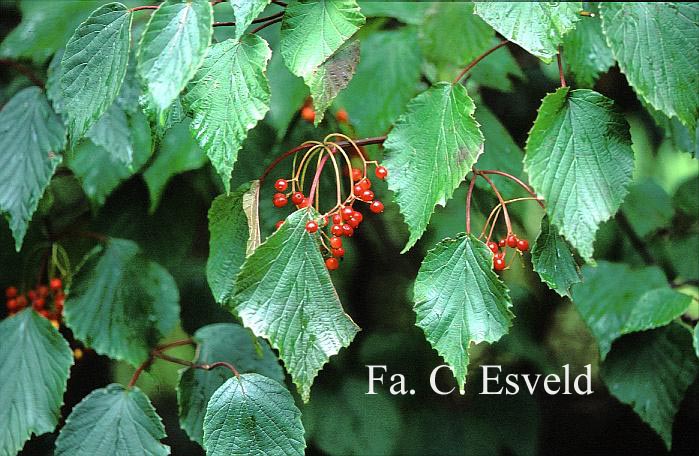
[466,174,478,234]
[0,59,45,88]
[476,171,512,235]
[452,39,509,85]
[128,357,154,388]
[557,47,567,88]
[615,212,655,266]
[477,170,544,208]
[213,11,284,28]
[251,16,283,34]
[129,5,158,12]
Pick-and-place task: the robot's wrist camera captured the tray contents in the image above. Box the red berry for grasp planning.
[325,257,339,270]
[353,184,364,195]
[498,239,506,248]
[274,179,288,192]
[361,190,374,202]
[332,247,345,257]
[370,200,384,213]
[28,290,37,301]
[516,239,529,252]
[342,224,354,237]
[351,168,363,182]
[5,286,18,298]
[359,178,371,191]
[275,220,284,230]
[331,224,344,236]
[298,198,311,208]
[16,295,27,309]
[291,192,304,205]
[332,213,343,225]
[341,207,354,221]
[506,234,518,248]
[6,298,18,311]
[494,257,506,271]
[38,309,49,318]
[347,217,360,229]
[50,278,62,290]
[301,106,315,123]
[54,295,65,311]
[352,211,363,223]
[305,221,318,233]
[487,241,499,254]
[273,193,288,207]
[329,236,343,249]
[375,166,388,180]
[38,286,49,298]
[336,108,349,124]
[33,298,45,310]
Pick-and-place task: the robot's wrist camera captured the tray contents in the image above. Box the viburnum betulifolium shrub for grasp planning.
[1,1,698,455]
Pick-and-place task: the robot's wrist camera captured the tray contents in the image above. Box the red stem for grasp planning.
[452,39,509,85]
[557,47,567,88]
[308,152,330,204]
[259,136,386,187]
[477,170,544,208]
[129,5,158,12]
[477,171,512,235]
[128,357,153,388]
[465,174,477,234]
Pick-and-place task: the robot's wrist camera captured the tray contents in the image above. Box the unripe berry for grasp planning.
[274,179,288,192]
[370,200,384,213]
[375,166,388,180]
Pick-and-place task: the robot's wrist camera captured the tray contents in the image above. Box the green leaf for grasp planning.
[473,103,524,197]
[531,216,581,298]
[204,373,305,455]
[183,35,271,192]
[418,2,494,82]
[0,0,103,64]
[68,112,153,208]
[304,378,402,456]
[621,180,674,238]
[413,233,513,391]
[143,120,207,213]
[177,323,284,445]
[86,103,133,165]
[600,3,699,130]
[0,309,73,456]
[267,48,308,138]
[383,83,484,252]
[60,2,132,142]
[357,1,430,25]
[55,384,169,456]
[138,0,213,113]
[335,26,422,137]
[0,87,65,251]
[562,5,613,87]
[229,209,360,401]
[601,325,699,449]
[524,88,634,261]
[230,0,271,38]
[571,261,692,358]
[695,325,699,360]
[473,1,581,63]
[646,103,698,158]
[468,40,524,93]
[280,0,365,78]
[64,238,180,366]
[206,182,258,303]
[305,40,360,124]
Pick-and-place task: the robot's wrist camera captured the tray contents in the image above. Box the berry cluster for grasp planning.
[5,278,64,327]
[487,233,529,271]
[273,164,388,270]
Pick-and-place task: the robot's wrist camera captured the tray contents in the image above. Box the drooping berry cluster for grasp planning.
[4,278,65,327]
[487,233,529,271]
[273,163,388,270]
